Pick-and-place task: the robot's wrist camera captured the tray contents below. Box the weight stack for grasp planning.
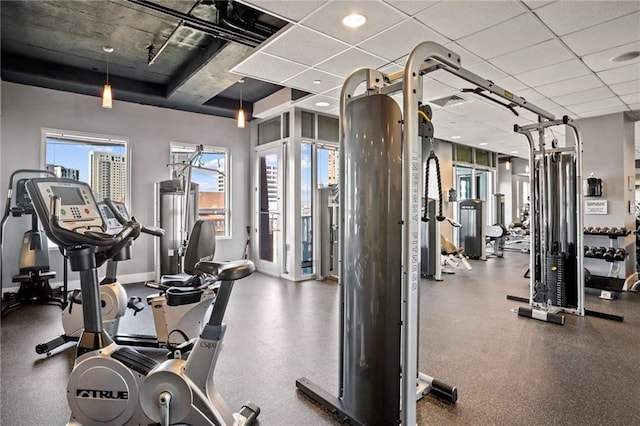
[545,254,566,307]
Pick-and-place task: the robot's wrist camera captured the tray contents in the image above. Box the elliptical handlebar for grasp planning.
[104,198,165,238]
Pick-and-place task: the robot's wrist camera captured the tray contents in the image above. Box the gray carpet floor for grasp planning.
[1,250,639,425]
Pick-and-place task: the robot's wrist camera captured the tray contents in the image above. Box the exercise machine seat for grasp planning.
[159,219,216,287]
[166,286,204,306]
[195,259,256,281]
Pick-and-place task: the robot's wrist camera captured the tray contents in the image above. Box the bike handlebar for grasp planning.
[49,196,141,251]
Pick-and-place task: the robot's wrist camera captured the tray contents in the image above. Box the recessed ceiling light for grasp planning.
[451,135,461,139]
[103,46,114,53]
[313,80,322,85]
[610,51,640,63]
[342,13,367,28]
[315,101,330,107]
[510,150,519,154]
[479,142,488,146]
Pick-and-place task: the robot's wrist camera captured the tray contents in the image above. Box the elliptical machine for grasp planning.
[1,169,65,316]
[36,199,220,356]
[26,177,260,425]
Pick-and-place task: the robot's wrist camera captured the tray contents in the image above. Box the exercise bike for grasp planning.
[36,199,219,356]
[26,176,260,425]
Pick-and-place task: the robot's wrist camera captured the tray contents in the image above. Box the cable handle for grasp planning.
[423,152,446,222]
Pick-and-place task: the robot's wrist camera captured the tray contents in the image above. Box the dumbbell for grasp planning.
[614,248,627,261]
[585,246,596,257]
[603,247,615,260]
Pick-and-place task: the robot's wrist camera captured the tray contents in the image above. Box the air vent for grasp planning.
[429,94,468,108]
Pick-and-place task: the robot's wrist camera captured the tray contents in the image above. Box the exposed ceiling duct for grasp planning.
[0,0,294,119]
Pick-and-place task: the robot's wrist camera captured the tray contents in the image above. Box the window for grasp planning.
[43,129,129,204]
[301,111,315,138]
[317,145,339,188]
[317,115,339,142]
[170,144,231,238]
[301,142,313,274]
[258,116,281,145]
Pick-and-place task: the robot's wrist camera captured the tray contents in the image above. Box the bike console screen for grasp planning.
[51,186,85,205]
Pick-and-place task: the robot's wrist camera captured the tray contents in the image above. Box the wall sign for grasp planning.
[585,199,608,215]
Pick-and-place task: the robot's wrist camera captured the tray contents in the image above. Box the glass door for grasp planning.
[255,144,283,276]
[455,166,473,200]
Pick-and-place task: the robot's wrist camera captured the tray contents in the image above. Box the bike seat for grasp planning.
[195,259,256,281]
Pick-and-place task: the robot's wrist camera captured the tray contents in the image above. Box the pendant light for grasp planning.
[102,46,114,109]
[237,79,245,128]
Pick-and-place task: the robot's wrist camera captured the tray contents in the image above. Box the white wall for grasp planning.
[576,112,636,278]
[1,82,251,288]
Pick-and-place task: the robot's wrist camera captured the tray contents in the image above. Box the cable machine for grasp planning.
[295,41,560,425]
[157,145,225,278]
[507,120,623,323]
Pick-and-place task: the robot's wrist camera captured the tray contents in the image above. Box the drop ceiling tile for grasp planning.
[232,52,308,83]
[465,61,508,81]
[577,105,630,118]
[494,76,528,92]
[547,106,576,119]
[358,18,450,62]
[301,1,406,45]
[321,85,342,99]
[522,0,554,9]
[598,63,640,85]
[569,97,624,114]
[535,1,640,36]
[262,25,349,67]
[315,47,388,77]
[622,93,640,104]
[241,1,327,22]
[582,41,640,73]
[379,62,404,74]
[610,79,640,96]
[457,13,554,60]
[431,68,467,87]
[423,77,458,101]
[384,0,441,16]
[515,59,592,87]
[515,87,547,102]
[553,86,617,107]
[489,39,573,75]
[429,109,464,126]
[442,97,505,117]
[535,74,603,98]
[561,12,640,56]
[294,94,339,112]
[282,68,344,94]
[526,97,560,111]
[415,1,525,40]
[444,42,483,66]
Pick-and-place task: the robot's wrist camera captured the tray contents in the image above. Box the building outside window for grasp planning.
[43,129,129,204]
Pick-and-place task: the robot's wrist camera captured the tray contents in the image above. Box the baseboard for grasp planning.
[2,272,156,293]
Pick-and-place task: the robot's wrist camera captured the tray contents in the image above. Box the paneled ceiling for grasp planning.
[2,0,639,157]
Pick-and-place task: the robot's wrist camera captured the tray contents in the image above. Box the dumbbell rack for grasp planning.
[584,229,630,300]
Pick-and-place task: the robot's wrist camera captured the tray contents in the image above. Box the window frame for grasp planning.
[40,128,131,208]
